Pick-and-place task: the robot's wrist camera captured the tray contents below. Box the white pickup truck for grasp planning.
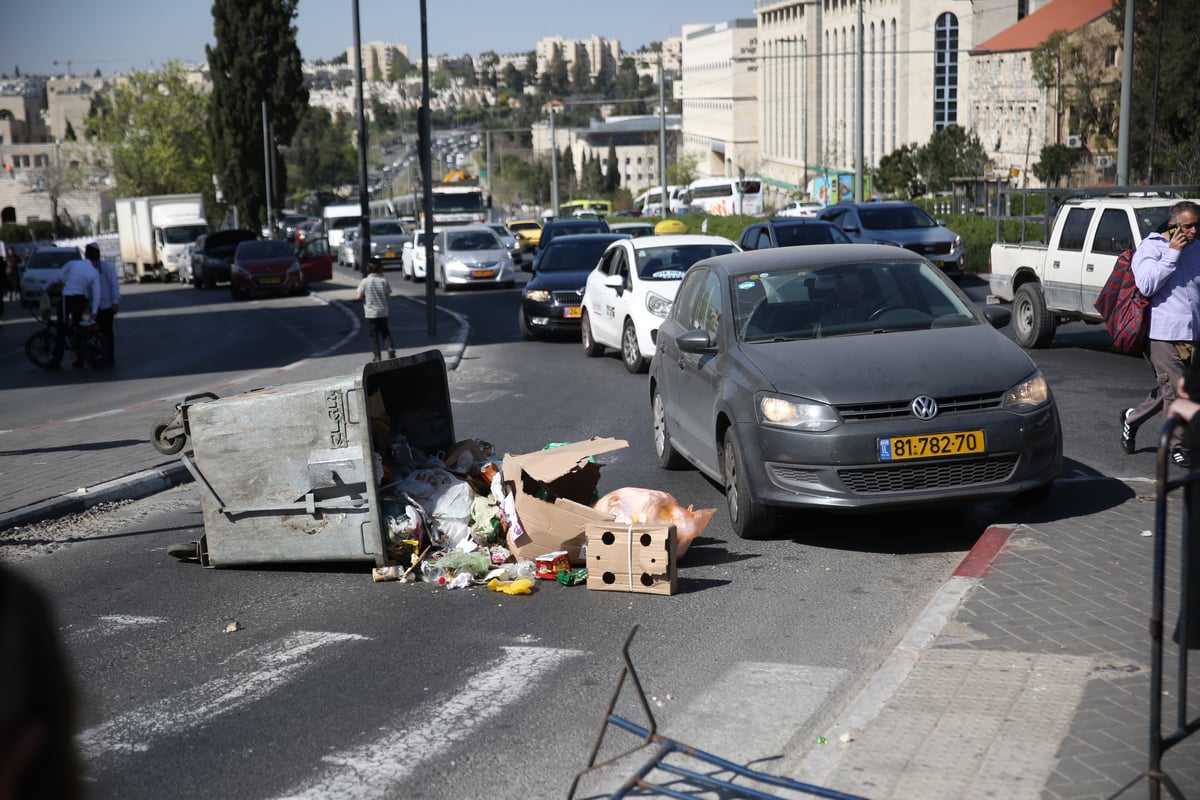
[987,197,1176,348]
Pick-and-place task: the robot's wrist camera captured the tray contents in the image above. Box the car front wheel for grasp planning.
[722,428,773,540]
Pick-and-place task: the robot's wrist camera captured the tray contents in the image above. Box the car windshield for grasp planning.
[28,250,79,270]
[858,206,937,230]
[538,240,613,272]
[636,244,738,280]
[370,221,405,235]
[446,231,499,251]
[238,240,293,259]
[165,224,210,244]
[775,224,852,246]
[735,260,978,341]
[1135,205,1173,238]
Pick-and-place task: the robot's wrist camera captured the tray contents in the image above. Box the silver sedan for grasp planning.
[649,244,1062,539]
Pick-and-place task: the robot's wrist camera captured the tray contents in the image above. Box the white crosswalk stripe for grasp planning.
[78,630,367,759]
[271,645,584,800]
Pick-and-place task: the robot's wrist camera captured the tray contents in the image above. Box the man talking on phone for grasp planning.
[1121,200,1200,466]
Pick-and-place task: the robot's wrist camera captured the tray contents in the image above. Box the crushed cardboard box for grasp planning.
[501,437,628,564]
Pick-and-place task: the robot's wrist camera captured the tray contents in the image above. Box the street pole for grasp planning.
[419,0,437,333]
[854,1,864,202]
[1116,0,1134,186]
[549,107,559,218]
[262,100,273,235]
[352,0,371,277]
[659,55,668,218]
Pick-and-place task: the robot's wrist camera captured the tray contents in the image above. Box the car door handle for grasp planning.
[1052,260,1060,269]
[1085,263,1094,272]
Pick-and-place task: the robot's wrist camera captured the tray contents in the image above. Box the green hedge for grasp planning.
[642,212,1044,275]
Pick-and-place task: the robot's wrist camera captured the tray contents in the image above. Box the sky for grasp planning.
[5,0,747,78]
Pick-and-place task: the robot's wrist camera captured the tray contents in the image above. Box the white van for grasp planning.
[634,185,685,216]
[323,203,361,249]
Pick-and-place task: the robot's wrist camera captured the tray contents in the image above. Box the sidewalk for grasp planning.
[0,271,468,530]
[791,475,1200,800]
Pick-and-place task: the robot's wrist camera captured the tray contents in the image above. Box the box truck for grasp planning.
[116,195,210,281]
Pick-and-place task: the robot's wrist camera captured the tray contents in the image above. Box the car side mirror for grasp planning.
[677,328,716,353]
[982,304,1011,329]
[603,274,625,290]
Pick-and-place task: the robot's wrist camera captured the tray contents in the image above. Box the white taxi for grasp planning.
[581,234,739,372]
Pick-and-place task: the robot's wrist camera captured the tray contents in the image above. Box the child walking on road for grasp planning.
[356,263,396,362]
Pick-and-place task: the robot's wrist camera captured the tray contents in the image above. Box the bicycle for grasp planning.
[25,292,106,370]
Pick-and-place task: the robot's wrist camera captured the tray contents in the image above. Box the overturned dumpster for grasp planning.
[180,350,454,567]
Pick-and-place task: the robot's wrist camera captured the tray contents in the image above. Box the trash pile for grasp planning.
[366,434,717,595]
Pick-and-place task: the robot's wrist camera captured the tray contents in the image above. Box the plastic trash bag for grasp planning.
[593,488,718,559]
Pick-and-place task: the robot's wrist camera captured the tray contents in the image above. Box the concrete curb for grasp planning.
[0,461,193,531]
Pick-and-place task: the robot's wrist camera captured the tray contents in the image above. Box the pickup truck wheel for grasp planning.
[1012,283,1056,349]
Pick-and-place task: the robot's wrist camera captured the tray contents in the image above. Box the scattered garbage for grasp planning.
[160,353,714,599]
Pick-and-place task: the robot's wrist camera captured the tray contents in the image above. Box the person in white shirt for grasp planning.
[47,253,100,369]
[85,243,120,367]
[355,263,396,362]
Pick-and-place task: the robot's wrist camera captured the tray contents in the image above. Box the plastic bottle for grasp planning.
[420,560,447,584]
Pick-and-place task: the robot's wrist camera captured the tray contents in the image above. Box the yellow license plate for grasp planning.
[385,250,396,258]
[259,276,283,285]
[563,306,582,318]
[878,430,985,461]
[472,269,495,278]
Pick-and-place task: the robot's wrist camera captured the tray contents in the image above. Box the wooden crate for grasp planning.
[584,523,676,595]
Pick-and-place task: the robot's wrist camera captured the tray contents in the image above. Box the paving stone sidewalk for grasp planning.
[795,477,1200,800]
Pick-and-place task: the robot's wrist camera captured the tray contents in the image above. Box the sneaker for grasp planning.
[388,350,396,359]
[1120,408,1136,455]
[1171,448,1191,468]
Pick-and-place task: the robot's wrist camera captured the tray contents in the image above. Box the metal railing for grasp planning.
[1109,418,1200,800]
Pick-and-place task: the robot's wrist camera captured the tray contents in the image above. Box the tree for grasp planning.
[1108,0,1200,180]
[283,107,357,194]
[207,0,309,233]
[1032,143,1084,187]
[875,144,926,199]
[31,144,104,237]
[916,125,990,192]
[605,138,620,192]
[1031,27,1119,148]
[501,62,524,94]
[85,62,212,202]
[666,151,700,187]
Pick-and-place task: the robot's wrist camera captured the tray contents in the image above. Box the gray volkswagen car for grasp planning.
[818,201,965,280]
[648,244,1061,539]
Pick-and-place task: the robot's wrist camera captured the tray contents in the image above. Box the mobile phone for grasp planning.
[1169,225,1181,237]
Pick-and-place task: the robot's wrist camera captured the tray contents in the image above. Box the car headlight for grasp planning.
[953,235,963,250]
[232,263,250,277]
[645,290,673,318]
[757,393,843,432]
[525,289,552,303]
[1004,370,1051,413]
[287,260,301,273]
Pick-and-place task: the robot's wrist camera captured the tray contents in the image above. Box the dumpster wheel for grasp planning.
[167,541,201,562]
[150,416,187,455]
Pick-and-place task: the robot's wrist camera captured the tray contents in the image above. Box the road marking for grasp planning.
[271,646,582,800]
[78,630,366,758]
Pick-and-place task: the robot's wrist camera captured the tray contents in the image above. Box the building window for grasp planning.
[933,12,959,131]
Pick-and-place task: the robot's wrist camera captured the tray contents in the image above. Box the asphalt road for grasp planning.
[2,265,1165,799]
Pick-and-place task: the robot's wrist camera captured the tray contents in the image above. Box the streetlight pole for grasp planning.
[262,100,273,235]
[351,0,371,277]
[549,107,559,217]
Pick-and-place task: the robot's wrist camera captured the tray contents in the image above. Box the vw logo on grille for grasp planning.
[911,395,939,420]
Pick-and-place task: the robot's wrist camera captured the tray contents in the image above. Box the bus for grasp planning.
[390,183,487,227]
[685,177,764,217]
[634,185,685,216]
[558,199,612,218]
